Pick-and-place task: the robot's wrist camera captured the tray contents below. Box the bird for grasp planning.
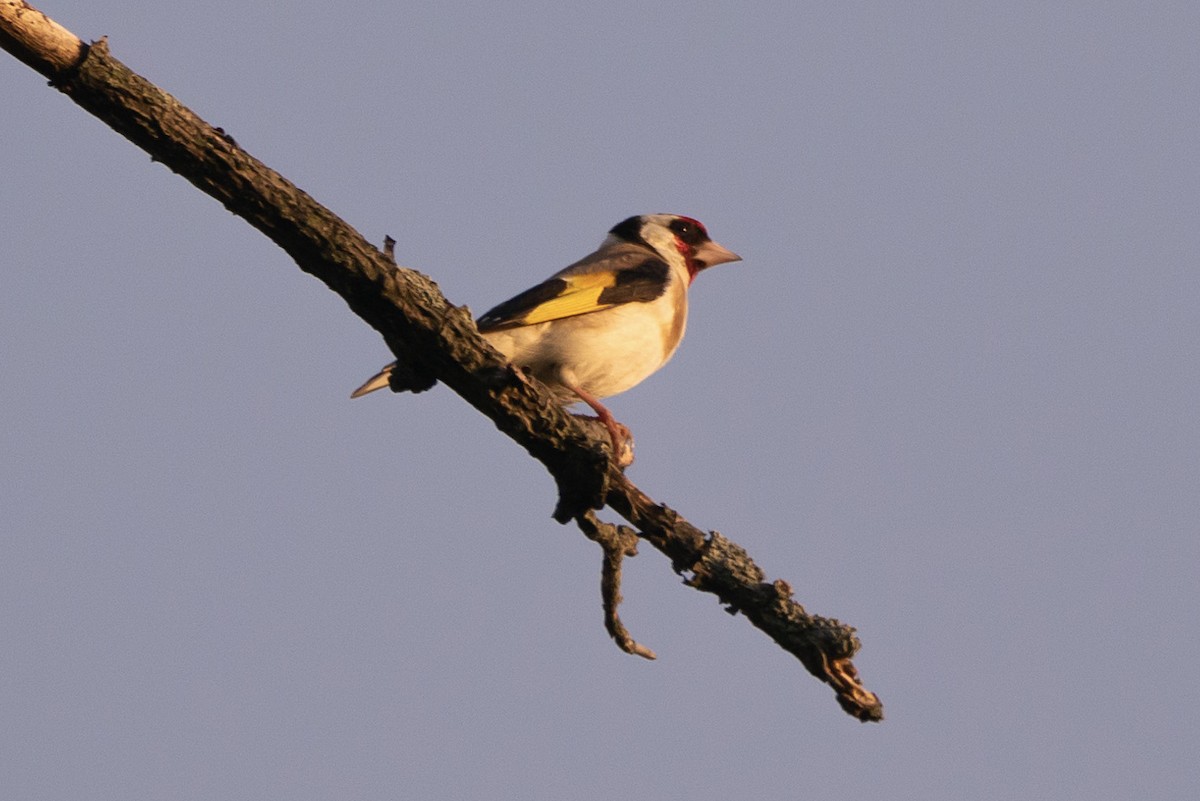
[351,213,741,461]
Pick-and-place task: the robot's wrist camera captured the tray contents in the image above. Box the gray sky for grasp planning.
[3,2,1198,799]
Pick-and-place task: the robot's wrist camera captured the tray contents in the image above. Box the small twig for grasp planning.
[577,511,656,660]
[603,470,884,721]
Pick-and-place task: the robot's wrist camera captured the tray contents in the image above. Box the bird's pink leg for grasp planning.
[568,383,631,458]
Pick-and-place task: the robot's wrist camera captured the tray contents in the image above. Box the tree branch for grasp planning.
[2,0,882,721]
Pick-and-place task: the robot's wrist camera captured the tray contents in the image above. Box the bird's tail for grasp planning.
[349,363,395,398]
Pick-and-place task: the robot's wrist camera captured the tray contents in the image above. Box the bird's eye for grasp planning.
[669,217,707,245]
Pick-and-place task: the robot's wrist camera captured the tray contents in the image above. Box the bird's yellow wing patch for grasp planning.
[513,272,618,325]
[477,258,670,332]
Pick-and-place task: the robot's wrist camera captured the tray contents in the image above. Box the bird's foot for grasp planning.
[574,414,634,468]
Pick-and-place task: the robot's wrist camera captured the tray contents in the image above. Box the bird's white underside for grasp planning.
[484,259,690,402]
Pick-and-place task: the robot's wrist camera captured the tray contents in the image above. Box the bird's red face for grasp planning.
[607,214,741,283]
[667,216,741,283]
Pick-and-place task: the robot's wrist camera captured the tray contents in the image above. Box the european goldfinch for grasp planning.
[352,213,740,458]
